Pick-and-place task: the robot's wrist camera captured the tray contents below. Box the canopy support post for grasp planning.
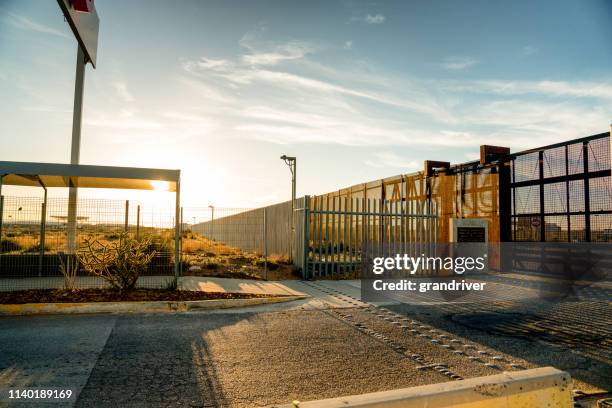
[38,179,48,277]
[174,179,181,282]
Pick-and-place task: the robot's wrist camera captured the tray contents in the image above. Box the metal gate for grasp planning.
[508,132,611,243]
[504,132,612,276]
[299,195,439,279]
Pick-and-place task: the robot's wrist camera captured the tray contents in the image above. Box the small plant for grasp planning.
[77,233,156,291]
[59,253,79,290]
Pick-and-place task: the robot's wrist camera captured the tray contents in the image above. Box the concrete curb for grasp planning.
[0,295,307,316]
[271,367,572,408]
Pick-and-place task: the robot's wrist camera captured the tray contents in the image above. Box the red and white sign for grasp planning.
[531,217,541,228]
[57,0,99,67]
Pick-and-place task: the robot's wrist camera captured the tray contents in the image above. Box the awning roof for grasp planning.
[0,161,180,192]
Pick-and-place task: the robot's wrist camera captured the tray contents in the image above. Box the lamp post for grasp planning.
[280,155,296,261]
[208,205,214,239]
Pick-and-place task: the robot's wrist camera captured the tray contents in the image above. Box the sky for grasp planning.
[1,0,611,208]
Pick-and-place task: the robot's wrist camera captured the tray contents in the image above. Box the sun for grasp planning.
[151,180,170,191]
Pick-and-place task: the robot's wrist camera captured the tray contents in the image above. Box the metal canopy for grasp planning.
[0,161,182,279]
[0,161,180,191]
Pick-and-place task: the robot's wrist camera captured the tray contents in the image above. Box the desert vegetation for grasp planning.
[1,223,298,281]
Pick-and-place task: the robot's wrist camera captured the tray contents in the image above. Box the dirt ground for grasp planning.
[0,288,280,304]
[181,232,300,281]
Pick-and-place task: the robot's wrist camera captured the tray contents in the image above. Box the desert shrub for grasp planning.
[77,233,156,290]
[0,239,22,252]
[59,253,79,290]
[139,234,171,254]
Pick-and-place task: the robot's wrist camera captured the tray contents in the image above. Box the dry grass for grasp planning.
[180,232,298,280]
[2,224,298,281]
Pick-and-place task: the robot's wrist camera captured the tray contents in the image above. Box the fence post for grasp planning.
[0,194,3,256]
[39,191,47,276]
[302,196,310,279]
[124,200,129,233]
[263,207,268,280]
[136,205,141,239]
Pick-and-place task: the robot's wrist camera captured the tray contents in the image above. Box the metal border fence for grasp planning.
[299,196,439,279]
[508,132,611,243]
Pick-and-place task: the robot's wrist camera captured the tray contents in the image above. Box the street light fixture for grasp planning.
[208,205,215,240]
[280,155,296,261]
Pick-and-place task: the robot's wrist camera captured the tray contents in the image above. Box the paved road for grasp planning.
[0,279,609,407]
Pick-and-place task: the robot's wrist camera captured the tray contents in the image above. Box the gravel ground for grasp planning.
[0,278,609,407]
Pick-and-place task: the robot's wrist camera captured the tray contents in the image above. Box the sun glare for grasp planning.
[151,180,170,191]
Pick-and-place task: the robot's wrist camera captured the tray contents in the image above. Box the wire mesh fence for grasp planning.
[0,196,177,291]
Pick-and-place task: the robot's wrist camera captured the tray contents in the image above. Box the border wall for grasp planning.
[191,129,612,274]
[192,197,305,259]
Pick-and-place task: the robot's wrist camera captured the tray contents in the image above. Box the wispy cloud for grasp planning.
[178,34,610,152]
[440,57,479,71]
[114,82,135,103]
[344,40,353,50]
[364,14,385,24]
[520,45,538,57]
[4,12,69,38]
[365,152,419,170]
[238,31,315,66]
[447,80,612,100]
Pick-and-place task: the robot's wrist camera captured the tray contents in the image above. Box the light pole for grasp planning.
[280,155,296,261]
[208,205,214,240]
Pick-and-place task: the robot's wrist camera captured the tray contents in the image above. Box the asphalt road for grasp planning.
[0,279,609,407]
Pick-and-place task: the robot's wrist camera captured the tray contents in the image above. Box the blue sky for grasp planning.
[1,0,611,207]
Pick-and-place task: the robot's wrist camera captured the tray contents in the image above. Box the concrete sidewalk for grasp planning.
[179,276,308,296]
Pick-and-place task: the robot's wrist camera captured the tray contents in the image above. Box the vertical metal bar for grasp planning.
[379,198,384,258]
[349,198,353,273]
[180,206,184,266]
[303,196,310,279]
[311,196,317,278]
[338,197,343,269]
[366,198,370,260]
[360,198,365,268]
[0,178,3,259]
[583,142,591,242]
[331,197,336,275]
[136,205,141,239]
[318,197,323,278]
[343,197,348,271]
[512,160,516,241]
[539,150,545,242]
[400,195,405,256]
[67,45,86,255]
[394,198,399,255]
[370,198,380,256]
[565,145,570,242]
[124,200,129,232]
[39,189,48,276]
[263,207,268,279]
[0,175,3,255]
[434,203,439,271]
[174,179,181,280]
[409,198,414,257]
[324,195,330,277]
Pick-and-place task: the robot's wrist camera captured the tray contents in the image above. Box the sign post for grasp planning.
[57,0,99,253]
